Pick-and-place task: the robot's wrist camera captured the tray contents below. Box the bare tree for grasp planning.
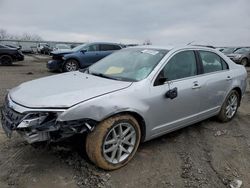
[0,28,43,41]
[20,33,43,41]
[0,29,8,40]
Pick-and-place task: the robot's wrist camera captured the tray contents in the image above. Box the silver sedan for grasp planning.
[1,45,247,170]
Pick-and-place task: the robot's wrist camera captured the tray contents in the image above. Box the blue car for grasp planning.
[47,42,122,72]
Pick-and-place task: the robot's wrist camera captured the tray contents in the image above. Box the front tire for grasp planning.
[0,55,13,65]
[86,114,141,170]
[241,58,248,67]
[63,59,79,72]
[217,90,240,122]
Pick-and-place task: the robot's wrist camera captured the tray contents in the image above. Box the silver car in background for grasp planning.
[1,45,247,170]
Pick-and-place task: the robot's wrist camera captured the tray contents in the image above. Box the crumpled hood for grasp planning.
[9,71,132,108]
[51,50,73,55]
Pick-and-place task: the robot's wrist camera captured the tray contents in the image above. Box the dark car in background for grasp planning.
[40,44,53,55]
[226,47,250,66]
[47,42,123,72]
[0,44,24,65]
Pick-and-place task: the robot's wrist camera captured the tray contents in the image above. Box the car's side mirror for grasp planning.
[81,49,87,53]
[165,87,178,99]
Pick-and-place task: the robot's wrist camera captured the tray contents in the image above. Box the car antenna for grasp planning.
[187,41,195,45]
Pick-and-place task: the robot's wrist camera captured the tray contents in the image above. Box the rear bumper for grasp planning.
[47,60,63,71]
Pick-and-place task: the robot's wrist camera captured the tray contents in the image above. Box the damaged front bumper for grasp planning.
[1,96,96,144]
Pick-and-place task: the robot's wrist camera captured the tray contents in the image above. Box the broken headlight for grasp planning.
[17,112,61,128]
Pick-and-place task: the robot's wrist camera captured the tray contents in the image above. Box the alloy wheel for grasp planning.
[225,92,238,119]
[65,60,78,71]
[103,122,136,164]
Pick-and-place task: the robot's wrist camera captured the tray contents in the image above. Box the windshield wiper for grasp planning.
[90,72,120,80]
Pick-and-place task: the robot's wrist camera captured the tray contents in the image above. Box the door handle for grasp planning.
[226,76,232,81]
[192,81,201,89]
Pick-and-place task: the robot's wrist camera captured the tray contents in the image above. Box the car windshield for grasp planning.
[234,48,250,54]
[222,48,235,54]
[87,48,168,82]
[72,43,89,52]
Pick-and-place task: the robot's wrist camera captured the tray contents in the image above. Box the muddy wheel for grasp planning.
[0,55,13,65]
[241,58,248,67]
[63,59,79,72]
[86,114,141,170]
[217,90,240,122]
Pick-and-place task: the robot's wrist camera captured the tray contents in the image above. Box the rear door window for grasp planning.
[100,44,121,51]
[199,51,228,73]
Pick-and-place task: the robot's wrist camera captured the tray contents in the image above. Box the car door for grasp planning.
[79,44,100,66]
[148,50,203,138]
[196,50,232,116]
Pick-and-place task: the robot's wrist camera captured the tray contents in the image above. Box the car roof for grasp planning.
[129,45,218,52]
[89,42,122,46]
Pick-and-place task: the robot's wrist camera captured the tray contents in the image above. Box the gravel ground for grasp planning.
[0,55,250,188]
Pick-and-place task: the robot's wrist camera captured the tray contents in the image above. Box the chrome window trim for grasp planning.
[161,69,230,85]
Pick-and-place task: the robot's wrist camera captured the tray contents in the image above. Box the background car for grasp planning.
[52,44,71,53]
[40,44,53,55]
[47,42,123,72]
[37,43,49,53]
[226,47,250,66]
[221,47,240,55]
[0,44,24,65]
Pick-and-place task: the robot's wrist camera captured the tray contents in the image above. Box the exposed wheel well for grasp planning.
[233,87,242,102]
[63,58,80,66]
[242,57,248,62]
[241,57,250,66]
[104,111,146,143]
[0,54,12,59]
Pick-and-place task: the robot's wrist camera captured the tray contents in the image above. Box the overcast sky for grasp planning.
[0,0,249,46]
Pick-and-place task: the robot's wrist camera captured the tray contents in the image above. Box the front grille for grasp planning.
[1,99,25,130]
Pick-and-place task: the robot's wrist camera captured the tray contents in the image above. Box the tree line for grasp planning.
[0,29,43,41]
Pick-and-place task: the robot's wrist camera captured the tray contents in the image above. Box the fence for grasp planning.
[0,39,84,53]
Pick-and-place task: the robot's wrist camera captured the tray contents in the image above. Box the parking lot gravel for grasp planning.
[0,55,250,188]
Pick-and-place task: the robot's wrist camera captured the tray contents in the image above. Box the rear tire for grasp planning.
[217,90,240,122]
[63,59,79,72]
[86,114,141,170]
[0,55,13,65]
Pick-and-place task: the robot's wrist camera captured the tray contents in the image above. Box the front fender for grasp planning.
[63,53,81,62]
[57,91,148,124]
